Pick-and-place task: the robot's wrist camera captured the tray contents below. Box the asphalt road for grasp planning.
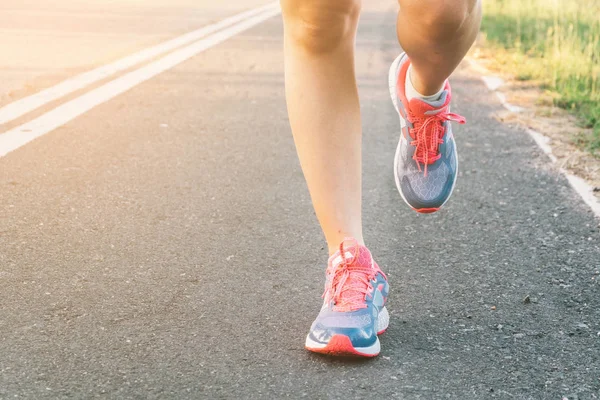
[1,1,599,399]
[0,0,266,106]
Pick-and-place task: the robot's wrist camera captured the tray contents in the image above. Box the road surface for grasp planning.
[0,0,266,106]
[0,1,599,399]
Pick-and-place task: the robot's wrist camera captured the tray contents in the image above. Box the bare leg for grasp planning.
[397,0,482,95]
[280,0,363,254]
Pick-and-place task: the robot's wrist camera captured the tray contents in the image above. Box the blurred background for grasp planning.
[0,1,266,107]
[2,0,597,154]
[480,0,600,156]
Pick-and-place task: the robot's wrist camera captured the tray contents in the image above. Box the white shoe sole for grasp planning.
[304,306,390,356]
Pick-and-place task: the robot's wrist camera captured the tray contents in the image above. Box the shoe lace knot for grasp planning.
[323,239,377,312]
[409,108,466,176]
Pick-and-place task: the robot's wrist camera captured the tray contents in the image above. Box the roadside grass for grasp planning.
[480,0,600,156]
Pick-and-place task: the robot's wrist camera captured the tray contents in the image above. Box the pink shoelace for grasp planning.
[408,109,466,176]
[323,239,378,312]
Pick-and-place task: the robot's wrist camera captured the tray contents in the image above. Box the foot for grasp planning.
[388,53,466,213]
[305,238,389,357]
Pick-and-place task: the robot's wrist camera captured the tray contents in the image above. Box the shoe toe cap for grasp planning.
[308,311,378,349]
[400,170,454,209]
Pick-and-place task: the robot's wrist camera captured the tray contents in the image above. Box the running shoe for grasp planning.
[305,238,389,357]
[388,53,466,213]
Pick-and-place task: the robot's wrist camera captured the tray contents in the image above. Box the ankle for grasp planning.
[406,64,444,100]
[327,236,365,256]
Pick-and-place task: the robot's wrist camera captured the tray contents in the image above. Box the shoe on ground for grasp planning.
[305,238,389,357]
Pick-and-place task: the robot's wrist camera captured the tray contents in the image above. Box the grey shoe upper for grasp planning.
[391,54,464,211]
[395,112,458,210]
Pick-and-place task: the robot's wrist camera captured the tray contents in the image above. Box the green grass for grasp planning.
[481,0,600,154]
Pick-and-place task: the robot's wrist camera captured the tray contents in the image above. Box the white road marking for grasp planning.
[481,76,504,91]
[0,5,281,158]
[0,2,279,126]
[467,57,600,219]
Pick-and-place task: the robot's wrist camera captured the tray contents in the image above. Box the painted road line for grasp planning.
[467,57,600,219]
[0,2,278,126]
[0,6,281,158]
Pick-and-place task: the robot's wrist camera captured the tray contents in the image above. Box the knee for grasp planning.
[281,0,361,54]
[399,0,479,40]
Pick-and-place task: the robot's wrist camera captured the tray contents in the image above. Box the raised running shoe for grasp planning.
[388,53,466,213]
